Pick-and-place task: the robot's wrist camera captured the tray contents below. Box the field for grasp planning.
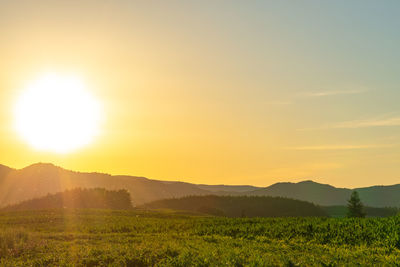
[1,210,400,266]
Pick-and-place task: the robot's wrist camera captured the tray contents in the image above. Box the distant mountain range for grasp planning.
[1,163,400,208]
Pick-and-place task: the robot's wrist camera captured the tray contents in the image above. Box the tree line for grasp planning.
[3,188,133,211]
[0,186,391,218]
[141,195,327,217]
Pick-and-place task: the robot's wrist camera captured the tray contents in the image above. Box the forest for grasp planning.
[2,188,132,211]
[141,195,327,217]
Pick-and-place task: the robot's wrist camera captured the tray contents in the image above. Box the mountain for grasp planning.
[0,163,213,207]
[356,185,400,208]
[141,195,327,217]
[248,180,352,206]
[248,180,400,208]
[0,164,14,178]
[1,163,400,208]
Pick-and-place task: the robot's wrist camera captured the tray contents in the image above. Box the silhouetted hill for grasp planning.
[3,188,133,211]
[0,163,212,207]
[249,181,400,208]
[249,180,352,206]
[0,164,13,178]
[141,195,327,217]
[2,163,400,208]
[356,185,400,208]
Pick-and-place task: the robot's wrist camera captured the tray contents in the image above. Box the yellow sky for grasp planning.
[1,1,400,188]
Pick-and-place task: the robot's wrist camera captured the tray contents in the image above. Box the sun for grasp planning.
[14,73,102,154]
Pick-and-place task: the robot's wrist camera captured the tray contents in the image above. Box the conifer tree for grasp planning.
[347,191,366,218]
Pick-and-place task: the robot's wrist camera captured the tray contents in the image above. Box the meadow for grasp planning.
[0,210,399,266]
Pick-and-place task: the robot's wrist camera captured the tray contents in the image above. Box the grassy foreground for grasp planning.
[0,210,400,266]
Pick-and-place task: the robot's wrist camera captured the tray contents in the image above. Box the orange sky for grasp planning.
[1,1,400,188]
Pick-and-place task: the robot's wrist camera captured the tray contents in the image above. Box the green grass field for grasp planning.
[1,209,400,266]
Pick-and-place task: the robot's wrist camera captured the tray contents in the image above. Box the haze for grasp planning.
[1,1,400,188]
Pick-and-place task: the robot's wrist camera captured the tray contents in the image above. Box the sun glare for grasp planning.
[14,73,102,153]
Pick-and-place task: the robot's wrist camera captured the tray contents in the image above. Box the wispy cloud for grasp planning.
[298,114,400,131]
[300,88,368,97]
[270,87,368,106]
[330,116,400,129]
[285,144,395,151]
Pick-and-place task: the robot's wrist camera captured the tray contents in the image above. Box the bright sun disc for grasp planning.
[14,73,101,153]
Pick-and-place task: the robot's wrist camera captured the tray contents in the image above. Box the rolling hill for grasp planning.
[248,181,400,208]
[1,163,400,208]
[141,195,327,217]
[0,163,213,207]
[248,180,352,206]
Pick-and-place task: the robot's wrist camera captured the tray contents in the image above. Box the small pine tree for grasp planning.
[347,191,366,218]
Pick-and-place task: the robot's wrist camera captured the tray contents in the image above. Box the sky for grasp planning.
[1,0,400,188]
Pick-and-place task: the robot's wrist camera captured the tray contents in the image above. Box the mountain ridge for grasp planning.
[1,163,400,208]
